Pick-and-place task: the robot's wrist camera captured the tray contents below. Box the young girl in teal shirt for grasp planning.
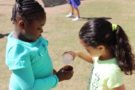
[6,0,73,90]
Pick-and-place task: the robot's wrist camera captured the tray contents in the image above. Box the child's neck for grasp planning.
[13,32,34,42]
[99,49,114,61]
[99,55,114,61]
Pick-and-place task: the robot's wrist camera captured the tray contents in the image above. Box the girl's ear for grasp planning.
[97,45,105,51]
[18,20,25,29]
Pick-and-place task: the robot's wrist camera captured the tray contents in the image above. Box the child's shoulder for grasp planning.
[6,33,30,57]
[6,42,31,70]
[7,44,30,59]
[107,63,123,78]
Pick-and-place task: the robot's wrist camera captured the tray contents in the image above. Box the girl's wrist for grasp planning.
[76,51,83,57]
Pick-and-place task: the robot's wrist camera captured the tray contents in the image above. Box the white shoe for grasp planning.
[66,13,74,18]
[72,17,79,21]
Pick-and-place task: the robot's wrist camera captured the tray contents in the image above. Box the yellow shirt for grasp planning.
[89,58,124,90]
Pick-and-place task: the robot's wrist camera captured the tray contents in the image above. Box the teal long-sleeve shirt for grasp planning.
[6,32,59,90]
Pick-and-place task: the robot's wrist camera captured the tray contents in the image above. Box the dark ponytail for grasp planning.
[114,25,135,75]
[79,18,135,75]
[11,0,46,23]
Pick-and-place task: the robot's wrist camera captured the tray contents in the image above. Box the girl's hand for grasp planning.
[63,51,93,63]
[56,65,74,82]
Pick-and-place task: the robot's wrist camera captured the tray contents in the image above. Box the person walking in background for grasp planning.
[66,0,81,21]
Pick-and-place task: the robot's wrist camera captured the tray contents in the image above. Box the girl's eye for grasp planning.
[37,28,42,31]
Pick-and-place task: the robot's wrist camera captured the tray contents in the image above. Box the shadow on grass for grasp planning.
[42,0,67,7]
[80,17,112,21]
[0,33,9,39]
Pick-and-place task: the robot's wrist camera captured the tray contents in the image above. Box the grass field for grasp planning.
[0,0,135,90]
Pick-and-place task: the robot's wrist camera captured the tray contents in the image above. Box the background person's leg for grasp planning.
[70,0,80,21]
[66,4,74,18]
[66,0,74,18]
[73,7,80,18]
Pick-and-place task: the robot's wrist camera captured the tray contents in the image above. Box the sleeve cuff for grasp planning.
[52,75,59,88]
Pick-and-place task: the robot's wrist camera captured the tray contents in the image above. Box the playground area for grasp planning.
[0,0,135,90]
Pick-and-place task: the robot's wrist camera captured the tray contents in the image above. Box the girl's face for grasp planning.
[80,39,103,57]
[16,16,46,41]
[25,19,46,41]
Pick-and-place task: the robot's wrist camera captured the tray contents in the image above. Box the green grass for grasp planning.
[0,0,135,90]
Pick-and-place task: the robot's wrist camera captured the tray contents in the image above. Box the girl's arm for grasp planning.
[64,51,93,63]
[113,84,125,90]
[76,52,93,63]
[13,66,58,90]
